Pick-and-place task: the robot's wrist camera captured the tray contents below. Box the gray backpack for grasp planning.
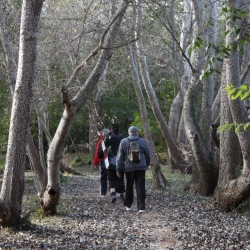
[127,138,140,163]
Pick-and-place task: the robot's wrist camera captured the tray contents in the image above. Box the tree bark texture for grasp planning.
[183,0,218,196]
[199,0,217,151]
[0,0,44,226]
[218,64,241,187]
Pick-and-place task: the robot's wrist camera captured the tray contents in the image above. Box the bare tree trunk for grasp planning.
[169,0,192,171]
[0,0,49,219]
[89,103,101,164]
[0,0,44,226]
[199,1,217,151]
[183,0,218,195]
[34,102,47,170]
[218,64,241,187]
[27,132,48,196]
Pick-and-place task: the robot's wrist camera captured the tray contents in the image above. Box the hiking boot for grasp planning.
[111,192,117,204]
[138,210,146,214]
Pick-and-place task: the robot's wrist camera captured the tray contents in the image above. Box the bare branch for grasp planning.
[139,49,183,76]
[145,2,195,73]
[65,1,130,89]
[102,37,138,49]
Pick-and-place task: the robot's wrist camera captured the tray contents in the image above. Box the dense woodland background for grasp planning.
[0,0,250,227]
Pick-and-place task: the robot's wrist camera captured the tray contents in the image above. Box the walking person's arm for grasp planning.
[116,140,125,178]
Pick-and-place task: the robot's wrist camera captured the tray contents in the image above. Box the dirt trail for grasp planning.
[0,169,250,249]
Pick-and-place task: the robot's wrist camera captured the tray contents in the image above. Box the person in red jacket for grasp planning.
[93,129,109,197]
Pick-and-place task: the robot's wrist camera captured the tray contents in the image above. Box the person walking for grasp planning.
[116,126,150,213]
[104,122,125,203]
[93,129,109,197]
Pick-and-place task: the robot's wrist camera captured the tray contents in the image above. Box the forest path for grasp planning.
[0,167,250,249]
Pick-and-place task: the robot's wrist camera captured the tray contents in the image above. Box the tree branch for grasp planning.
[102,37,138,49]
[61,86,71,109]
[145,2,195,73]
[65,1,131,89]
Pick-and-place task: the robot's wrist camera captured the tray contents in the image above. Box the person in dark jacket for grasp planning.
[116,126,150,213]
[104,122,125,203]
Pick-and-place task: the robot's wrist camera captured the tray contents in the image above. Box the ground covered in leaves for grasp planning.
[1,165,250,249]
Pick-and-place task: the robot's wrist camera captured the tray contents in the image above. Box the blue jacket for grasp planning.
[116,135,150,173]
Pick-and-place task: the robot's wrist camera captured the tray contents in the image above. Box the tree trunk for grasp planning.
[0,0,49,221]
[219,64,241,186]
[199,1,217,151]
[183,0,218,196]
[0,0,44,226]
[89,102,101,164]
[34,102,48,170]
[27,131,48,196]
[183,78,218,195]
[169,0,192,171]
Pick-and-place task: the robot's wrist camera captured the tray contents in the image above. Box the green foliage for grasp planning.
[222,5,250,22]
[220,83,250,132]
[190,36,204,53]
[73,156,82,163]
[218,84,250,133]
[224,84,250,101]
[26,179,34,184]
[60,173,68,184]
[219,123,236,132]
[96,83,139,134]
[219,122,250,133]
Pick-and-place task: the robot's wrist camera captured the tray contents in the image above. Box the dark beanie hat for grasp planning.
[111,122,119,131]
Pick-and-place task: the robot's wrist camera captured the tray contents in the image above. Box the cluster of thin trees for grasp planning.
[0,0,250,226]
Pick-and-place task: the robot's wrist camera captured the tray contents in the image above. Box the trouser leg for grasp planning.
[107,169,118,189]
[100,167,107,195]
[116,170,125,194]
[124,171,135,208]
[135,170,146,210]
